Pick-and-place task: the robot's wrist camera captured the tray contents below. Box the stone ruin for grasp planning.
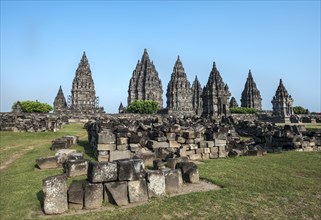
[191,76,203,116]
[240,70,262,110]
[272,79,294,122]
[53,85,68,113]
[229,97,238,108]
[127,49,163,107]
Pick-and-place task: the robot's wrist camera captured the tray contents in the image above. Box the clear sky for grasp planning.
[1,1,320,113]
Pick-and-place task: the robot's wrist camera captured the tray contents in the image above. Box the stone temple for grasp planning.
[166,56,194,114]
[229,97,238,108]
[128,49,163,108]
[70,52,100,113]
[191,76,203,116]
[272,79,294,119]
[202,62,231,118]
[240,70,262,110]
[53,86,67,113]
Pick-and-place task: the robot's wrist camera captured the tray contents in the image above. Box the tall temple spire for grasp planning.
[71,52,100,113]
[202,62,230,118]
[272,78,294,119]
[191,75,203,115]
[166,56,193,114]
[240,69,262,110]
[127,49,163,107]
[229,97,238,108]
[53,85,67,112]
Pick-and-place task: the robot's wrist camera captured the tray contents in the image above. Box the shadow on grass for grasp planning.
[77,140,96,161]
[37,190,44,213]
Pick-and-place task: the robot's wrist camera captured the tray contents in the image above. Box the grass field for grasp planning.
[0,124,321,219]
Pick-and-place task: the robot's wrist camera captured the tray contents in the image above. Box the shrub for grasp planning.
[126,100,159,114]
[230,107,256,114]
[293,106,308,114]
[12,100,53,113]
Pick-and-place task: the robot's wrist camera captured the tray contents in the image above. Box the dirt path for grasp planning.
[0,146,35,171]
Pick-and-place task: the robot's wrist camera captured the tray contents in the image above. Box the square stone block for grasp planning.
[68,180,84,208]
[98,133,116,144]
[65,159,88,177]
[117,137,128,145]
[36,156,58,169]
[118,159,144,181]
[128,179,149,203]
[169,140,180,148]
[97,143,116,151]
[104,181,129,206]
[84,182,103,209]
[87,161,117,183]
[166,133,176,141]
[146,170,166,198]
[163,169,183,193]
[109,150,132,161]
[176,162,199,183]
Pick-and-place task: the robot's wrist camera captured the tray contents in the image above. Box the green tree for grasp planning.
[293,106,308,114]
[230,107,256,114]
[126,100,159,114]
[12,100,53,113]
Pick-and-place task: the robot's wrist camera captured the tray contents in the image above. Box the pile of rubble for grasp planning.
[42,158,199,214]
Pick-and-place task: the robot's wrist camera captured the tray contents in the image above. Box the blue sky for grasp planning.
[1,1,320,113]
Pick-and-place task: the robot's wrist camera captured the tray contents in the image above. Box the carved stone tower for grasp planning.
[229,97,238,108]
[202,62,231,118]
[272,79,293,118]
[53,85,67,112]
[128,49,163,108]
[166,56,193,114]
[240,70,262,110]
[191,76,203,115]
[70,52,98,113]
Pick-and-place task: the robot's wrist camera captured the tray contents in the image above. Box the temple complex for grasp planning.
[166,56,194,114]
[229,97,238,108]
[240,70,262,110]
[53,86,67,112]
[202,62,231,118]
[127,49,163,108]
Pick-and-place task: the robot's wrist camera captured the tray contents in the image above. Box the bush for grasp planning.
[230,107,256,114]
[12,100,53,113]
[126,100,159,114]
[293,106,308,114]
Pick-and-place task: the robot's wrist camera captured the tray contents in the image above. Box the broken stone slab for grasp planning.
[162,168,183,193]
[109,150,132,161]
[55,149,77,163]
[97,143,116,151]
[166,132,176,141]
[98,133,116,144]
[153,158,165,170]
[117,144,129,151]
[62,135,78,145]
[104,181,129,206]
[176,162,199,183]
[36,156,59,169]
[117,137,128,145]
[177,137,186,144]
[65,159,88,177]
[214,139,226,147]
[43,174,68,214]
[169,140,180,148]
[84,182,103,209]
[51,139,68,150]
[87,161,118,183]
[133,152,156,167]
[62,136,74,148]
[228,149,243,157]
[146,170,166,198]
[183,131,196,139]
[129,143,141,152]
[209,152,219,159]
[166,157,189,169]
[128,134,141,144]
[128,179,149,203]
[68,152,84,161]
[146,140,169,149]
[68,180,85,210]
[117,159,144,181]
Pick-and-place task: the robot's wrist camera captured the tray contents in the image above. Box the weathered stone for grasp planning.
[128,49,163,107]
[177,136,186,144]
[118,159,144,181]
[240,70,262,110]
[36,156,59,169]
[166,133,176,141]
[209,152,219,159]
[84,182,103,209]
[128,179,149,203]
[129,134,141,144]
[65,160,88,177]
[229,96,238,108]
[214,139,226,147]
[153,158,165,170]
[183,131,196,139]
[55,149,77,164]
[147,140,169,149]
[109,150,131,161]
[188,154,202,160]
[192,76,203,115]
[53,86,67,113]
[87,161,117,183]
[43,174,68,214]
[97,155,109,162]
[68,180,84,209]
[169,140,180,148]
[163,169,183,193]
[176,162,199,183]
[272,79,294,118]
[129,143,141,152]
[51,139,68,150]
[98,133,116,144]
[104,181,129,206]
[97,143,116,151]
[146,170,166,198]
[67,152,84,161]
[117,137,128,145]
[117,144,129,151]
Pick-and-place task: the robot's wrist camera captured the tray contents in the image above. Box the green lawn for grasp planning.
[0,124,320,219]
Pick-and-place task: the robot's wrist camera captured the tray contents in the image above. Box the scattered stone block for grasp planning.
[118,159,144,181]
[129,134,141,144]
[97,143,116,151]
[55,149,77,163]
[51,139,68,150]
[128,179,149,203]
[68,180,84,210]
[84,182,103,209]
[117,137,128,145]
[65,159,88,177]
[215,139,226,147]
[163,169,183,193]
[209,152,219,159]
[36,156,59,169]
[177,137,186,144]
[109,150,131,161]
[206,141,215,148]
[153,158,165,170]
[97,155,109,162]
[117,144,128,151]
[68,152,84,161]
[104,181,129,206]
[146,170,166,198]
[147,140,169,149]
[154,136,168,142]
[129,143,141,152]
[43,174,68,214]
[188,154,202,160]
[63,135,78,145]
[169,140,180,148]
[176,162,199,183]
[87,161,117,183]
[166,133,176,141]
[98,133,116,144]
